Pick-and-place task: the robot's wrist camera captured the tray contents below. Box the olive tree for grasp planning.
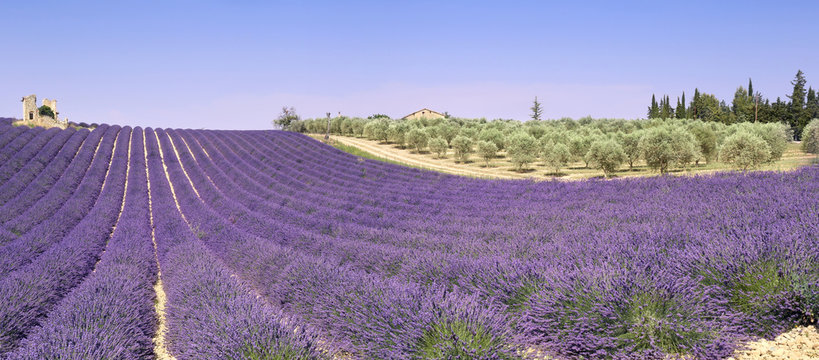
[429,137,448,158]
[507,132,539,171]
[458,127,479,141]
[756,123,789,161]
[438,122,460,146]
[619,131,643,169]
[719,131,771,170]
[478,128,505,150]
[542,142,572,175]
[688,122,717,164]
[274,106,299,130]
[585,139,626,178]
[388,122,410,148]
[802,118,819,155]
[567,135,593,168]
[476,140,498,167]
[406,128,428,153]
[638,126,675,173]
[669,127,701,169]
[450,135,473,163]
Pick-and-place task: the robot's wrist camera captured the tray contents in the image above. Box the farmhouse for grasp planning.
[402,108,445,120]
[21,94,68,128]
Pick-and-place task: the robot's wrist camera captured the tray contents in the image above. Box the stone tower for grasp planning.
[22,94,37,121]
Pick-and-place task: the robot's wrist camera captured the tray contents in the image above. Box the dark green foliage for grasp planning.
[530,96,542,121]
[38,105,55,119]
[675,94,686,119]
[273,106,299,130]
[648,95,659,119]
[789,70,811,136]
[415,320,520,360]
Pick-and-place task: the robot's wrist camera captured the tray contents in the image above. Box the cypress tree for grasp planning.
[788,70,808,134]
[648,94,659,118]
[748,78,754,99]
[807,87,819,119]
[530,96,543,121]
[691,88,701,119]
[660,95,673,119]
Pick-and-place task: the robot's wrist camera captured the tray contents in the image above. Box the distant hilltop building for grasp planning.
[402,108,445,120]
[21,94,68,128]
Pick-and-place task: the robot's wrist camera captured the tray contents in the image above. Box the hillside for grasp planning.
[0,123,816,359]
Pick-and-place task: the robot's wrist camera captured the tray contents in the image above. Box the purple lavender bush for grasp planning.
[0,124,815,360]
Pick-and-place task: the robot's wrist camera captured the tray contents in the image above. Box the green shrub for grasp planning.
[507,132,539,171]
[415,319,519,360]
[476,140,498,166]
[585,139,626,177]
[429,137,448,159]
[719,131,771,170]
[451,135,473,163]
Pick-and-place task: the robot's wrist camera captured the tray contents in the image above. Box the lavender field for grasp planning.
[0,120,816,359]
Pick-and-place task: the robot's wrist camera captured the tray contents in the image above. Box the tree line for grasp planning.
[647,70,819,139]
[288,114,819,177]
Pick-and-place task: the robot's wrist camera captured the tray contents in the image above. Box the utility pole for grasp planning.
[324,112,331,140]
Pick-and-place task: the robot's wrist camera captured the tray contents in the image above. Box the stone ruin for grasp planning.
[21,94,68,128]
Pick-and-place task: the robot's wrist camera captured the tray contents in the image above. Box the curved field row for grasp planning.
[0,124,816,359]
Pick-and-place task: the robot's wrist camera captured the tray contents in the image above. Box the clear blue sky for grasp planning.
[2,0,817,129]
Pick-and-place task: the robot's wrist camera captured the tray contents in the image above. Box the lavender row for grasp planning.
[169,129,537,309]
[0,127,27,154]
[143,128,327,359]
[0,127,130,354]
[0,126,121,276]
[0,127,42,163]
[209,130,817,357]
[8,128,157,360]
[0,127,63,187]
[0,129,84,205]
[154,129,521,359]
[0,125,111,234]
